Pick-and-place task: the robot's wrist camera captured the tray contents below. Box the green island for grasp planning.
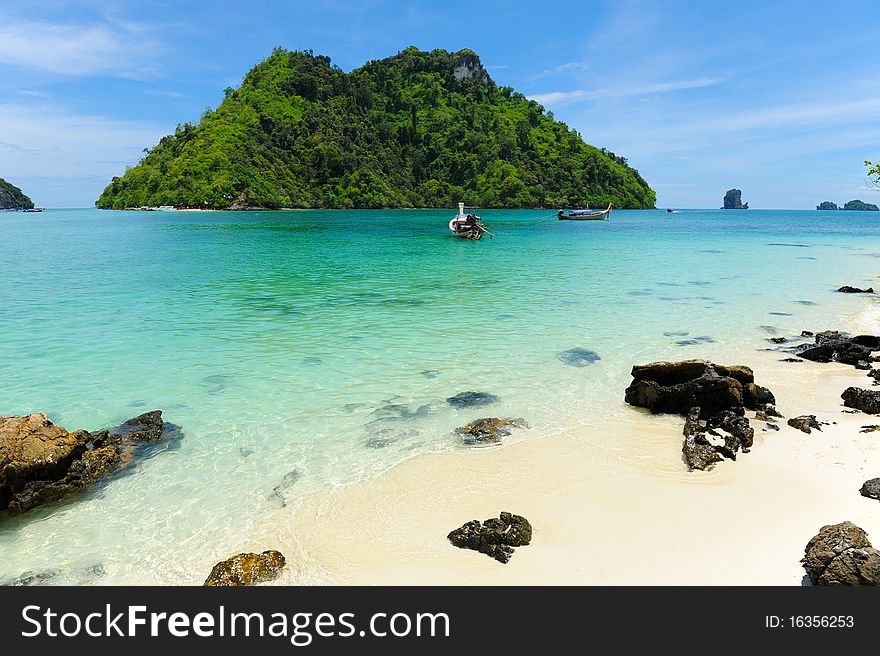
[0,177,34,210]
[95,47,655,210]
[843,199,879,211]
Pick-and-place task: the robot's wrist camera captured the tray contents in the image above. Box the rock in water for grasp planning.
[204,550,286,586]
[557,348,601,367]
[802,522,880,585]
[841,387,880,414]
[787,415,823,434]
[838,286,874,294]
[860,479,880,501]
[446,391,499,409]
[722,188,749,209]
[447,512,532,563]
[455,417,528,445]
[817,201,839,210]
[0,410,178,517]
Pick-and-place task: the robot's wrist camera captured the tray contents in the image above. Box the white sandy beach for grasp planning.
[258,317,880,586]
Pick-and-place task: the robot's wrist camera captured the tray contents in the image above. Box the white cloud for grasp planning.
[529,78,724,106]
[0,103,169,207]
[0,14,161,77]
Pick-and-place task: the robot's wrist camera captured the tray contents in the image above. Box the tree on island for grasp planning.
[0,177,34,209]
[843,199,879,211]
[95,47,655,210]
[816,201,838,210]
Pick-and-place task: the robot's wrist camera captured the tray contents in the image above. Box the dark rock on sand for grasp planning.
[801,331,815,337]
[456,418,528,445]
[0,410,178,517]
[781,357,803,363]
[204,550,286,586]
[557,347,601,367]
[447,512,532,564]
[797,332,880,370]
[764,423,780,431]
[842,387,880,414]
[625,359,772,418]
[446,391,499,409]
[787,415,824,434]
[802,521,880,585]
[860,425,880,433]
[681,407,755,470]
[860,479,880,501]
[838,286,874,294]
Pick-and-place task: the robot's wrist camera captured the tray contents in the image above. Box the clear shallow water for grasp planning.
[2,207,880,583]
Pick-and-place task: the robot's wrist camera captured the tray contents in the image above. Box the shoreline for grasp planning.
[259,305,880,586]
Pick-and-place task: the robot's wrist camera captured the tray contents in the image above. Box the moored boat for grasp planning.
[449,202,491,240]
[557,203,612,220]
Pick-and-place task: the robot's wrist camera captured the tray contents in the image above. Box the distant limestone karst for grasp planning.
[843,199,879,211]
[722,188,748,209]
[817,199,878,211]
[0,177,34,210]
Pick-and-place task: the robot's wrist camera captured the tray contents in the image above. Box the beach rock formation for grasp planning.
[0,177,34,209]
[802,521,880,585]
[787,415,823,434]
[455,417,528,445]
[841,387,880,414]
[446,391,499,409]
[204,550,286,586]
[796,332,880,370]
[860,478,880,501]
[0,410,178,517]
[722,188,748,209]
[626,360,776,471]
[837,286,874,294]
[557,347,601,367]
[817,201,839,210]
[682,407,755,470]
[447,512,532,564]
[843,200,879,211]
[625,359,773,418]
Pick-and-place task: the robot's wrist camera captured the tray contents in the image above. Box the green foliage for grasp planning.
[867,160,879,186]
[0,177,34,209]
[96,48,656,210]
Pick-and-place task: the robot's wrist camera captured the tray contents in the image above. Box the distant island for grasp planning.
[722,188,748,209]
[0,177,34,210]
[816,199,878,211]
[95,47,655,210]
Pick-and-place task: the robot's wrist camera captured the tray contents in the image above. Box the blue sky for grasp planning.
[1,0,879,208]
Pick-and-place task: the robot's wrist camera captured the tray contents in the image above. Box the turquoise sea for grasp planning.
[2,207,880,584]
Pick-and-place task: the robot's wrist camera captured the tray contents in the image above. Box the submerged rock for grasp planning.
[0,410,178,518]
[447,512,532,564]
[802,522,880,585]
[557,347,601,367]
[860,479,880,501]
[841,387,880,414]
[456,417,528,445]
[204,550,286,586]
[446,391,499,409]
[838,286,874,294]
[787,415,824,434]
[267,469,301,507]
